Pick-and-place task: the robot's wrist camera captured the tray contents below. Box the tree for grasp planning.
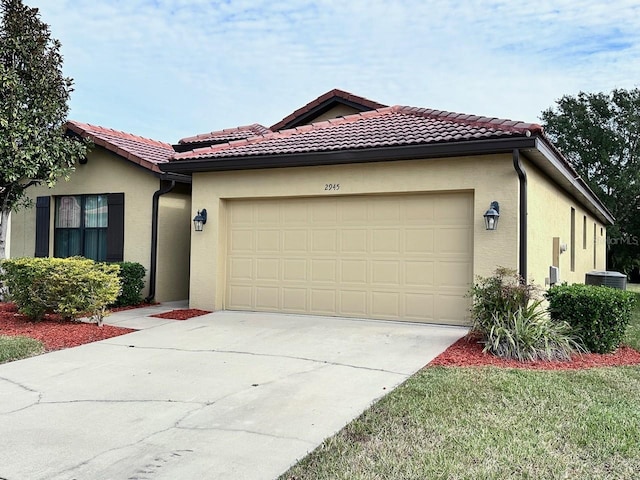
[0,0,87,259]
[541,89,640,274]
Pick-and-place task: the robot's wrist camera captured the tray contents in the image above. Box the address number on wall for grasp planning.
[324,184,340,191]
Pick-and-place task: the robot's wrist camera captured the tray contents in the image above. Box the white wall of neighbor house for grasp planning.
[188,154,521,320]
[9,150,159,298]
[525,158,607,288]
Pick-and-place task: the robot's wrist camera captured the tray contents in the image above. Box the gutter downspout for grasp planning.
[513,149,527,281]
[144,178,176,303]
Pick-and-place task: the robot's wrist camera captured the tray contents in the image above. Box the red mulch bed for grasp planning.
[0,303,135,351]
[150,309,211,320]
[429,333,640,370]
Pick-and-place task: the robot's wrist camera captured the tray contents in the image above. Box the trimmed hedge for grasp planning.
[546,284,636,353]
[111,262,146,307]
[0,257,120,325]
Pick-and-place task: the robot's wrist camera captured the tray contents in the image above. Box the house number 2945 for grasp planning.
[324,183,340,191]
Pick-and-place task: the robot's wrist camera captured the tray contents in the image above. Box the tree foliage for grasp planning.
[541,89,640,273]
[0,0,87,258]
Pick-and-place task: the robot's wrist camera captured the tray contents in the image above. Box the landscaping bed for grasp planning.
[430,333,640,370]
[0,303,134,351]
[151,308,211,320]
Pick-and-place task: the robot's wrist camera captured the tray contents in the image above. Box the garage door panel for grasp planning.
[341,229,368,253]
[226,193,472,325]
[339,290,367,316]
[283,259,307,281]
[311,259,337,282]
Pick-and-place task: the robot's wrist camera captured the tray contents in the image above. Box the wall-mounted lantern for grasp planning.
[193,209,207,232]
[483,201,500,231]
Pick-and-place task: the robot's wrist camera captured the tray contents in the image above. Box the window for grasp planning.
[570,208,576,272]
[593,222,597,268]
[583,215,587,249]
[54,195,108,261]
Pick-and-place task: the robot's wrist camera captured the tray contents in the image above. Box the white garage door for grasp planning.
[225,193,473,325]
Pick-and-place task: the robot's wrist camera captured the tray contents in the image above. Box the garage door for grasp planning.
[225,193,473,325]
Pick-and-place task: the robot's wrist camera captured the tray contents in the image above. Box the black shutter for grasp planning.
[106,193,124,262]
[35,196,50,257]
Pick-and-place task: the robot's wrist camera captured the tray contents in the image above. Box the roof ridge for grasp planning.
[67,120,173,149]
[394,106,543,134]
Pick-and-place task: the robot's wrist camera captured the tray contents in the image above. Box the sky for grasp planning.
[30,0,640,143]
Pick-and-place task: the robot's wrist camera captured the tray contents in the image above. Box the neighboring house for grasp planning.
[162,89,612,326]
[10,121,192,302]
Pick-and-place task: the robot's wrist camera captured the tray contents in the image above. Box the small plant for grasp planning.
[111,262,146,307]
[469,267,539,334]
[483,301,583,361]
[1,257,120,326]
[546,283,636,353]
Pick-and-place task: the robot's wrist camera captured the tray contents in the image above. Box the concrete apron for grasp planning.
[0,311,467,480]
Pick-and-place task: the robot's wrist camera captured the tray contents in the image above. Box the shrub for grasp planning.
[469,267,539,334]
[483,301,583,361]
[0,335,45,363]
[546,284,636,353]
[111,262,146,307]
[1,257,120,325]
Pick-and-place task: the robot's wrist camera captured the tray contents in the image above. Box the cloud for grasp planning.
[30,0,640,141]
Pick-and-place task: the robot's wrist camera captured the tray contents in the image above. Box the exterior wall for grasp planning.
[188,154,520,312]
[308,105,362,124]
[10,149,159,299]
[526,158,607,288]
[156,191,191,301]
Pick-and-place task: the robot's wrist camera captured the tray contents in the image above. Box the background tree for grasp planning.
[0,0,87,259]
[541,89,640,274]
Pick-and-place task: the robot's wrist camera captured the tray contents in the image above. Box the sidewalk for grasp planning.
[101,300,190,330]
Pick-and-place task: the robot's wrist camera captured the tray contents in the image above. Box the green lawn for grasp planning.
[0,335,44,364]
[281,291,640,480]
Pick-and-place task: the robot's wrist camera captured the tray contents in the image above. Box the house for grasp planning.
[10,89,613,325]
[161,89,612,325]
[9,121,192,302]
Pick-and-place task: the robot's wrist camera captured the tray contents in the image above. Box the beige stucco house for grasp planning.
[10,121,192,302]
[161,89,612,326]
[10,89,612,325]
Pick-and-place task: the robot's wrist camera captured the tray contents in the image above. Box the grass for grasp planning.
[0,335,45,364]
[281,289,640,480]
[281,367,640,480]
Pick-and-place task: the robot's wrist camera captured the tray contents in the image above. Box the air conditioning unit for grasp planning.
[585,271,627,290]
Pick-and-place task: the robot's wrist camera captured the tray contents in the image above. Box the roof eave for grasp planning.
[522,137,614,225]
[161,137,536,174]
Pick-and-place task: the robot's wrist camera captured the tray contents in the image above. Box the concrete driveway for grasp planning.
[0,309,467,480]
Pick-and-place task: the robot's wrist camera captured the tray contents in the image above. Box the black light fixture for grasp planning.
[483,201,500,231]
[193,209,207,232]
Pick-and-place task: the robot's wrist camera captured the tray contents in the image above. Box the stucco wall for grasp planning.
[188,154,520,311]
[11,149,159,299]
[526,158,607,287]
[156,192,191,301]
[308,105,363,124]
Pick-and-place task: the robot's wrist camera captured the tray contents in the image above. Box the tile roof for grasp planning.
[173,105,543,161]
[66,121,175,173]
[178,124,272,145]
[270,88,388,131]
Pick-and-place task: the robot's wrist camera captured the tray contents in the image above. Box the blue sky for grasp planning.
[32,0,640,142]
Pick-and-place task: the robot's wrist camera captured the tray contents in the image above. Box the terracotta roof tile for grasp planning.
[66,121,174,172]
[178,124,271,145]
[173,105,543,161]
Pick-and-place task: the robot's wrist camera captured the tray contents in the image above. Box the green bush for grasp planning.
[0,335,45,363]
[1,257,120,325]
[546,284,636,354]
[469,267,539,334]
[111,261,146,307]
[483,301,583,361]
